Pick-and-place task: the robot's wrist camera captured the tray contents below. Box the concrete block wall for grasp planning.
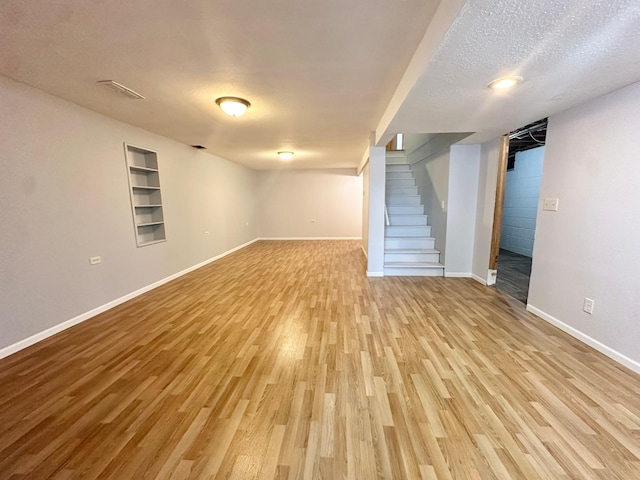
[500,146,545,257]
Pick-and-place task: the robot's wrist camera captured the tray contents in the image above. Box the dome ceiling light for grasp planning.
[215,96,251,117]
[277,151,294,160]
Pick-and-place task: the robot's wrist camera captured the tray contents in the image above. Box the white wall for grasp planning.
[527,82,640,371]
[411,150,449,260]
[444,144,480,276]
[367,147,386,276]
[404,133,437,159]
[256,169,362,239]
[361,163,370,255]
[404,133,473,263]
[501,147,545,257]
[471,138,500,283]
[0,75,257,354]
[405,133,471,164]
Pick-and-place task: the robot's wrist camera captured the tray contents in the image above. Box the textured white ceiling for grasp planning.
[1,1,640,169]
[381,0,640,145]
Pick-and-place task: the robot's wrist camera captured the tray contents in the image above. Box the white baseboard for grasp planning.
[361,245,368,259]
[0,238,259,361]
[471,273,487,285]
[526,304,640,375]
[367,271,384,277]
[258,237,362,240]
[444,272,472,278]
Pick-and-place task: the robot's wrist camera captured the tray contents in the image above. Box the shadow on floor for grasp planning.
[495,249,532,304]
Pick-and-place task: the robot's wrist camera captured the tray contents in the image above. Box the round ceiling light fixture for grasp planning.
[277,151,294,161]
[487,76,523,90]
[215,96,251,117]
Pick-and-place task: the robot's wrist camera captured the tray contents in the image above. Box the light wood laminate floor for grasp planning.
[1,240,639,479]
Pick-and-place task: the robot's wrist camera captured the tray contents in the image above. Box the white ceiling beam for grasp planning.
[373,0,468,147]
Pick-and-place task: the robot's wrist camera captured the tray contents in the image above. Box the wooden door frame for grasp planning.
[487,134,510,285]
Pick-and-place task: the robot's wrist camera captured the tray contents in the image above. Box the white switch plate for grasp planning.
[89,256,101,265]
[583,297,595,314]
[543,198,559,211]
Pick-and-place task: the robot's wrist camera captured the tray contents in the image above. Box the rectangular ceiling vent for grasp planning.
[191,145,207,149]
[97,80,145,100]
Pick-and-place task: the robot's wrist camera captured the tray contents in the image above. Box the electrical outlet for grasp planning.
[583,297,595,314]
[89,256,101,265]
[204,231,210,236]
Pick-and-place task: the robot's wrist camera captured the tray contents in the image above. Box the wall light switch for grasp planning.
[583,298,595,314]
[543,198,559,211]
[89,256,101,265]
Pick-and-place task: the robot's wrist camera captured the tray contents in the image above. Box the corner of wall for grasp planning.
[0,238,260,360]
[526,305,640,375]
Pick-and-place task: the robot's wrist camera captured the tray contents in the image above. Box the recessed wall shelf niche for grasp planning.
[124,143,166,246]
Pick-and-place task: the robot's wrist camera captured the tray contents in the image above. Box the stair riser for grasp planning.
[385,238,435,249]
[386,186,418,196]
[386,164,411,172]
[384,252,441,263]
[386,171,413,180]
[387,205,424,215]
[388,215,427,226]
[385,154,408,165]
[385,172,413,181]
[386,195,421,206]
[386,178,415,187]
[384,267,444,277]
[386,226,431,237]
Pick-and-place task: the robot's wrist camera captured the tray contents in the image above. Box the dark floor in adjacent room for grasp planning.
[495,248,533,303]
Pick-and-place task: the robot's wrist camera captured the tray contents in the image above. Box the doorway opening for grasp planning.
[494,119,547,303]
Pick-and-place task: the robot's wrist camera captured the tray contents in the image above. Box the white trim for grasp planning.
[471,273,487,285]
[357,153,369,176]
[0,238,259,361]
[258,237,362,240]
[444,272,472,278]
[526,305,640,375]
[361,245,368,259]
[366,271,384,277]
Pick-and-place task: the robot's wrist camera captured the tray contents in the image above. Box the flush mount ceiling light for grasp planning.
[487,76,523,90]
[277,151,294,160]
[215,96,251,117]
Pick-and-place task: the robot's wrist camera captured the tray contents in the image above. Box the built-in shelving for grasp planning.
[124,143,166,247]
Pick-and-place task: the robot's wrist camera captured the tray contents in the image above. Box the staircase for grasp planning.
[384,155,444,276]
